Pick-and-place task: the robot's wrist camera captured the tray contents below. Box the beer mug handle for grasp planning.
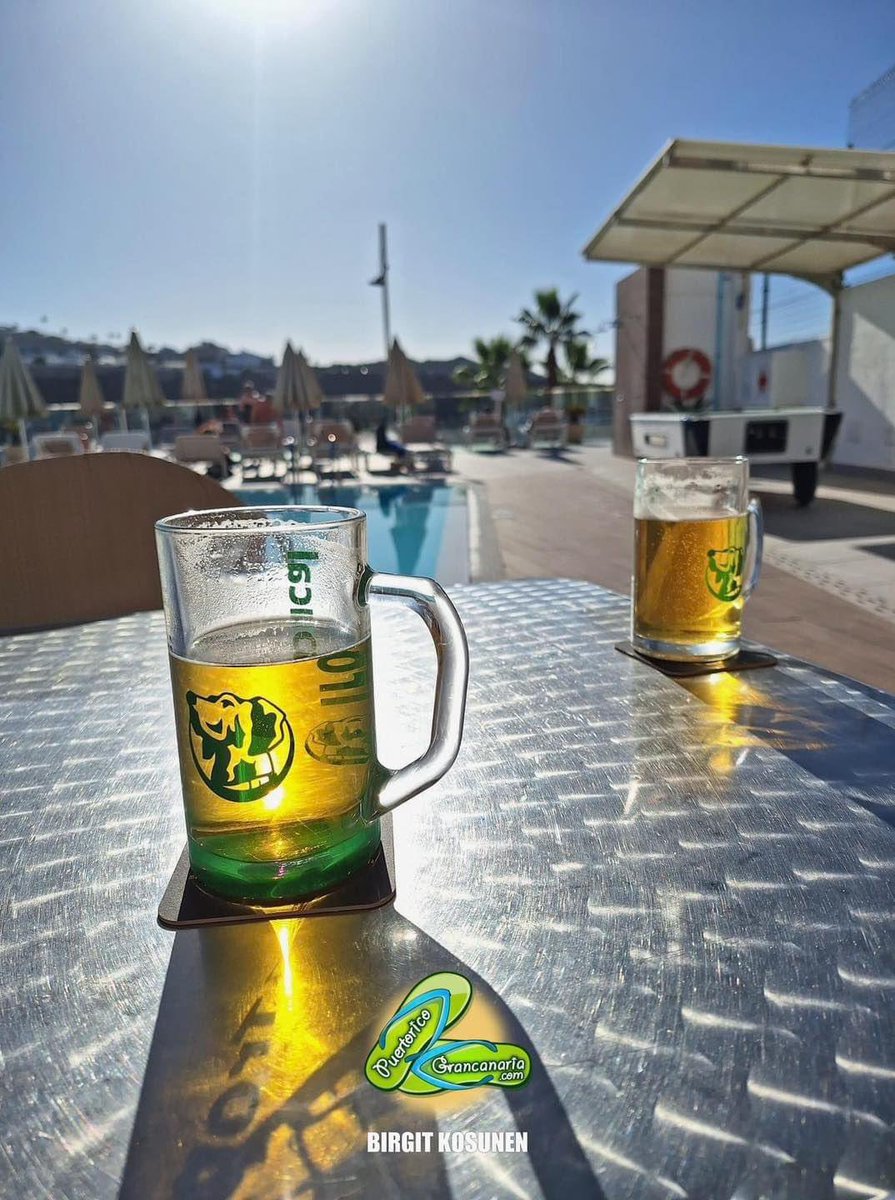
[743,498,763,599]
[366,573,469,815]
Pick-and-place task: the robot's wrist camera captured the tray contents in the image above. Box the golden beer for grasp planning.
[170,618,379,900]
[633,513,748,660]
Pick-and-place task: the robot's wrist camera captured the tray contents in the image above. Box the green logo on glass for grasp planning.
[186,691,294,802]
[306,716,371,766]
[706,546,745,602]
[365,972,532,1094]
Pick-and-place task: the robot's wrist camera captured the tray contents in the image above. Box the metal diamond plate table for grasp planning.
[1,580,895,1200]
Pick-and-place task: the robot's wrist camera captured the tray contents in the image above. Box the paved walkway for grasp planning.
[456,444,895,694]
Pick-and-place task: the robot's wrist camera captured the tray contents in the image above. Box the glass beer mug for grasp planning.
[632,457,763,663]
[156,506,468,902]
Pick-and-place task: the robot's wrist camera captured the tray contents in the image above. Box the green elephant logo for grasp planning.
[305,716,371,766]
[186,691,294,802]
[705,546,745,602]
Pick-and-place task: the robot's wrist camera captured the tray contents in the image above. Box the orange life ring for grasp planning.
[662,348,712,406]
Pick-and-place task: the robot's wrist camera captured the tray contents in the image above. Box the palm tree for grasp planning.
[515,289,589,390]
[453,336,517,391]
[563,340,610,384]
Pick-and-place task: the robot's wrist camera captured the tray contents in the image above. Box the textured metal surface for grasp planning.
[1,580,895,1199]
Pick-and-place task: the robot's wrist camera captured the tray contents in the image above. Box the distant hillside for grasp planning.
[1,325,514,404]
[0,326,275,370]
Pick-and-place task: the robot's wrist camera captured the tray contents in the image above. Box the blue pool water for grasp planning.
[232,482,469,583]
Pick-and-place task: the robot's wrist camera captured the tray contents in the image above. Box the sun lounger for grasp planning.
[101,431,152,452]
[239,424,288,479]
[31,433,85,459]
[400,415,453,472]
[157,423,195,448]
[281,418,304,444]
[173,434,228,472]
[526,408,568,451]
[307,420,358,475]
[464,412,506,451]
[218,421,244,451]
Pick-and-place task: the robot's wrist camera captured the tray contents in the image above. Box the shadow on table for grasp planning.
[677,668,895,826]
[119,905,605,1199]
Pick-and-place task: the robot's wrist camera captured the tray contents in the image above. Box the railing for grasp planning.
[6,387,614,448]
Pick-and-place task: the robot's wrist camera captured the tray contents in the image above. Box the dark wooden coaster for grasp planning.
[158,816,395,930]
[615,640,778,678]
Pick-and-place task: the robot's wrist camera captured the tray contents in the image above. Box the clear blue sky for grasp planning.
[2,0,894,364]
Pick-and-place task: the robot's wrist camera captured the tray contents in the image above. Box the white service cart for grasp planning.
[630,407,843,505]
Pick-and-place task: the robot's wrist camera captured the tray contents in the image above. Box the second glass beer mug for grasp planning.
[156,506,468,902]
[632,457,763,663]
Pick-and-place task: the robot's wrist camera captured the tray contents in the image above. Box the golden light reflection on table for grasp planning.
[620,669,832,794]
[693,672,770,775]
[227,916,373,1183]
[124,906,505,1197]
[683,670,828,770]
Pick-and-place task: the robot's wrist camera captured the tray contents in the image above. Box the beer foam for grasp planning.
[635,496,742,521]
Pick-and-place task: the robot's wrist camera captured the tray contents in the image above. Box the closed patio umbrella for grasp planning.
[123,331,165,431]
[273,342,323,481]
[181,349,207,402]
[0,337,46,452]
[78,357,105,439]
[273,343,325,418]
[296,350,324,414]
[383,338,425,426]
[272,341,302,416]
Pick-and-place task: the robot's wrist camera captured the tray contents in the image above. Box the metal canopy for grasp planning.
[583,138,895,290]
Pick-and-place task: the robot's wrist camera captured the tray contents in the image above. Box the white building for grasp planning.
[662,268,751,408]
[737,273,895,471]
[614,266,750,453]
[742,340,828,410]
[832,273,895,471]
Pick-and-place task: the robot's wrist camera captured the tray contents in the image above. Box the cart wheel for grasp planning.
[791,461,818,507]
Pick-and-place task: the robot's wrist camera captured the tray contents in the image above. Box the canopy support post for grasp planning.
[760,275,770,350]
[827,274,844,412]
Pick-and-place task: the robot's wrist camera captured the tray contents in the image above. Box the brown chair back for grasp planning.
[174,433,226,464]
[219,420,244,448]
[241,424,282,451]
[401,415,437,443]
[32,433,84,458]
[100,431,152,452]
[0,453,240,632]
[531,408,566,429]
[470,413,501,431]
[309,420,355,447]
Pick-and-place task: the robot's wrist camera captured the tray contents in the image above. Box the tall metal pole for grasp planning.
[760,274,770,350]
[379,223,391,363]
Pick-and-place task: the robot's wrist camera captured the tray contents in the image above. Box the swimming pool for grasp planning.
[232,482,470,584]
